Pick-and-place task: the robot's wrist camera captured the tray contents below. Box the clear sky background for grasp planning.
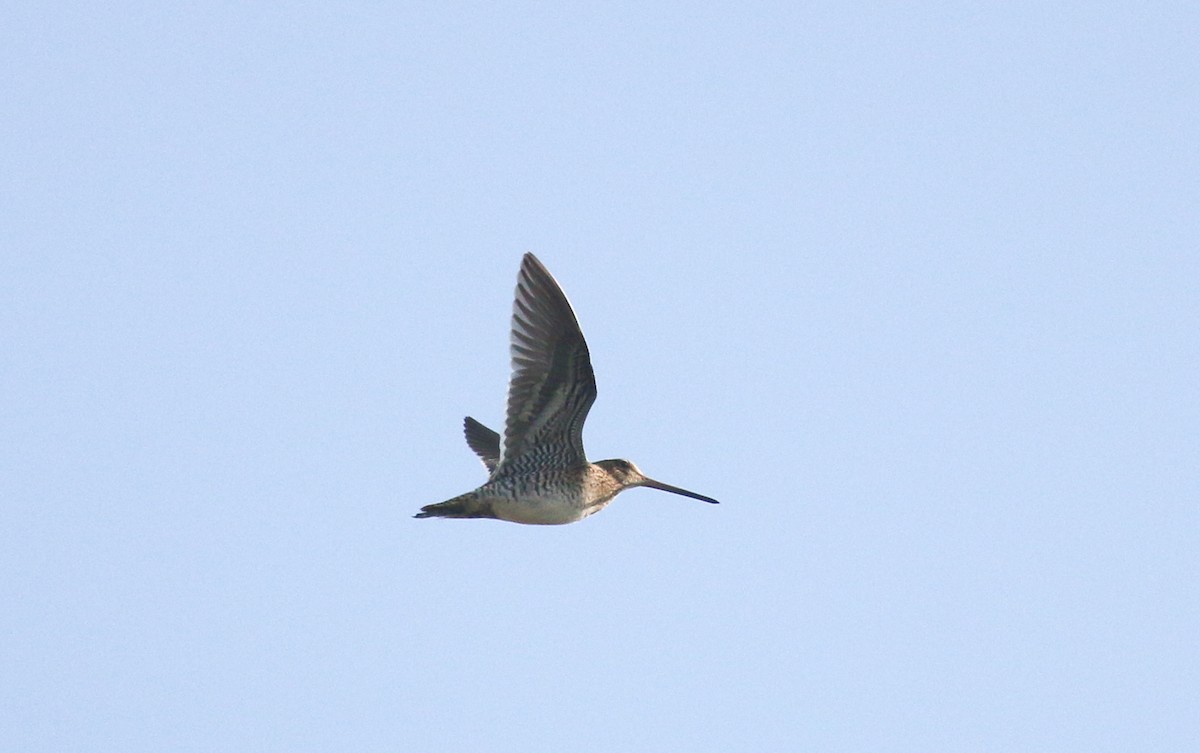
[3,2,1197,751]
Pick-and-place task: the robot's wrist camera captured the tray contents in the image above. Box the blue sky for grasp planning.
[3,2,1197,751]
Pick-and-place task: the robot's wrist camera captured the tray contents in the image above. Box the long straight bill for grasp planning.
[640,478,719,504]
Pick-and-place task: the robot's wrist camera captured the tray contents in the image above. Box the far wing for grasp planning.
[463,416,500,474]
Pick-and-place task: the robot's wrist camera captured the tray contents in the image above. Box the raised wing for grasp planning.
[495,253,597,476]
[463,416,500,474]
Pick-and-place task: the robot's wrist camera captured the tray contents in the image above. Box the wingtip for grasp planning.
[519,252,553,281]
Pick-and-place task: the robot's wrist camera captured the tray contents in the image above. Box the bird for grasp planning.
[415,253,718,525]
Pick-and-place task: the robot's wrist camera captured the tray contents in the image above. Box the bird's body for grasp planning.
[420,464,630,525]
[416,254,717,525]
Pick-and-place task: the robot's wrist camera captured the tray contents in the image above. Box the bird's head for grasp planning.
[594,459,718,505]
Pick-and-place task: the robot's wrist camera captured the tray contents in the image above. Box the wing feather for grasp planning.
[494,254,597,476]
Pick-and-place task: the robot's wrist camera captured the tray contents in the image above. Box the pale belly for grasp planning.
[490,494,609,526]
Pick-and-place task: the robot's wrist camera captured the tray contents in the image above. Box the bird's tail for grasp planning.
[414,492,495,520]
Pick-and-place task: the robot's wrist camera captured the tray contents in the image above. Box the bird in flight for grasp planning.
[415,253,718,525]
